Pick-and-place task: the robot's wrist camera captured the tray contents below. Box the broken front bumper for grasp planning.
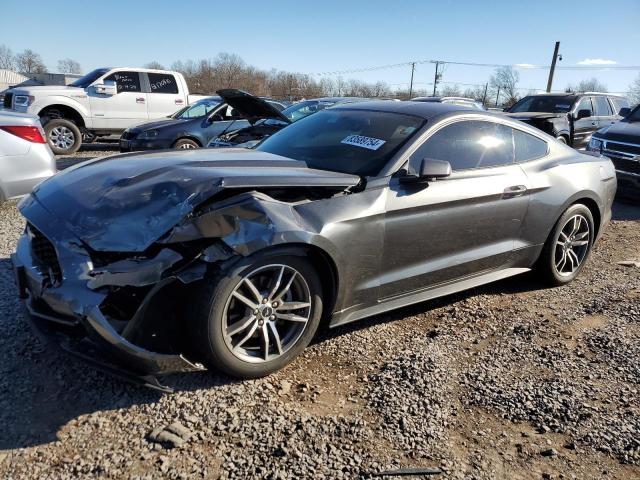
[11,205,205,392]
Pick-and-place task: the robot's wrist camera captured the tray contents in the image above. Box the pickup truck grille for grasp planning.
[603,140,640,157]
[28,224,63,286]
[3,92,12,109]
[609,157,640,176]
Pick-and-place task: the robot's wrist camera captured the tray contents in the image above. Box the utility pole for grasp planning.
[432,61,440,96]
[546,41,561,92]
[408,62,416,98]
[482,82,488,106]
[495,86,501,107]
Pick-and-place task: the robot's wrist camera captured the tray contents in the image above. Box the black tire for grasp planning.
[190,252,323,378]
[555,135,568,145]
[43,118,82,154]
[537,203,595,286]
[173,138,200,149]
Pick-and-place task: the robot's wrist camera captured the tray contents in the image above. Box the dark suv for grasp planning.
[504,93,630,149]
[588,104,640,197]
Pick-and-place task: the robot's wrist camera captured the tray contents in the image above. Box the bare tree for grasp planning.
[489,66,520,107]
[16,49,46,74]
[629,75,640,106]
[57,58,81,74]
[462,85,488,103]
[213,52,246,88]
[144,61,165,70]
[566,78,608,93]
[439,84,462,97]
[0,44,16,70]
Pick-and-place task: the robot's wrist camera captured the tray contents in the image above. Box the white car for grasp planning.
[3,67,207,154]
[0,111,56,202]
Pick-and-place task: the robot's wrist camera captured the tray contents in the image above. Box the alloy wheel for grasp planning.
[178,143,197,149]
[50,126,75,149]
[554,214,590,277]
[222,264,312,363]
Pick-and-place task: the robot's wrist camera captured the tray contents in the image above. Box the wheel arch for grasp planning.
[571,196,602,240]
[39,103,86,129]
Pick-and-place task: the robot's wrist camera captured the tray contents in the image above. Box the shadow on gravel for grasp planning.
[315,270,549,345]
[0,256,239,451]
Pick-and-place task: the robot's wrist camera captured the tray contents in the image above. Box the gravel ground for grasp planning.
[0,147,639,479]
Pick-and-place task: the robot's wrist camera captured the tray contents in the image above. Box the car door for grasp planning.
[381,119,530,300]
[572,96,596,148]
[145,72,186,120]
[89,71,148,130]
[592,95,616,130]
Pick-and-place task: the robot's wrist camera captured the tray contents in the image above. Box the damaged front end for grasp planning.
[12,149,360,391]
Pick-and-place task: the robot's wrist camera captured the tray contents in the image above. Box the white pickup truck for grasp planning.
[2,67,206,154]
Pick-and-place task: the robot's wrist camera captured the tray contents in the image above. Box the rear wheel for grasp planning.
[173,138,199,149]
[538,204,594,286]
[44,118,82,154]
[191,253,323,378]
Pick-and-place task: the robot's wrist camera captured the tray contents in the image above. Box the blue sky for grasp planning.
[3,0,639,94]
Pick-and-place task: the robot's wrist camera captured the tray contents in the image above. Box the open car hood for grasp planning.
[216,89,290,125]
[22,149,359,252]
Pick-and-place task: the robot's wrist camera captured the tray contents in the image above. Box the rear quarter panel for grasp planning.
[518,147,615,251]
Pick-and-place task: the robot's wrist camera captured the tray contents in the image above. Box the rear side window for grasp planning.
[513,129,548,162]
[414,120,514,171]
[148,73,179,94]
[105,71,141,93]
[593,96,612,116]
[609,96,630,115]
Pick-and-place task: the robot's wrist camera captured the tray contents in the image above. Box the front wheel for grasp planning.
[173,138,199,149]
[191,254,323,378]
[537,204,594,286]
[555,135,568,145]
[44,118,82,154]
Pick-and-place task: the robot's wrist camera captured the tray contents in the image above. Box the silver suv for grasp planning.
[0,111,56,202]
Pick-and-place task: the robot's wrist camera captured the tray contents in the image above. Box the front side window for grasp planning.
[257,109,425,176]
[173,98,221,119]
[105,71,141,93]
[513,129,548,162]
[593,96,612,116]
[148,73,179,94]
[575,97,593,115]
[412,120,514,171]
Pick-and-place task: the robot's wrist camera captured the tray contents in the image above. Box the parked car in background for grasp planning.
[504,93,630,149]
[208,96,369,148]
[3,67,208,154]
[119,95,285,152]
[411,96,486,110]
[587,104,639,197]
[0,111,56,202]
[13,102,615,388]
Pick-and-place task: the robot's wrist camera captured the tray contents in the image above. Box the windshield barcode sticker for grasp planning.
[341,135,386,150]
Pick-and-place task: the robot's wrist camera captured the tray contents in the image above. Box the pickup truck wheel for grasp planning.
[555,135,568,145]
[173,138,199,149]
[44,119,82,154]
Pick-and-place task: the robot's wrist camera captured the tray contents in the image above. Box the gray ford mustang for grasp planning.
[12,101,616,390]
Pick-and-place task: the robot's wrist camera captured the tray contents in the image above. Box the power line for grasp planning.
[313,59,640,77]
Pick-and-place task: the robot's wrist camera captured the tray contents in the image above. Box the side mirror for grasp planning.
[576,109,592,120]
[619,107,631,117]
[401,158,452,184]
[94,80,117,95]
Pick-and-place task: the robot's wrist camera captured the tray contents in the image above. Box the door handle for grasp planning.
[502,185,527,199]
[591,121,597,126]
[136,97,145,104]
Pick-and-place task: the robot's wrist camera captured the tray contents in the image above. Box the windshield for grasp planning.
[70,68,110,88]
[281,100,336,122]
[509,96,576,113]
[172,97,221,119]
[256,109,425,176]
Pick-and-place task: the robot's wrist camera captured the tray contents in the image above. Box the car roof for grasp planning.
[331,100,474,119]
[412,96,478,103]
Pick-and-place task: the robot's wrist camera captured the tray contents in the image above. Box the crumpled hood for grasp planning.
[597,120,640,144]
[22,148,360,252]
[504,112,565,121]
